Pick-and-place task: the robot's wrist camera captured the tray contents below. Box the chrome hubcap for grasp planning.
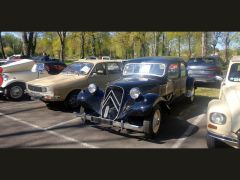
[152,109,161,134]
[10,86,23,99]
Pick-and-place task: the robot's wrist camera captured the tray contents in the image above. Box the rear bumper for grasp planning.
[207,131,239,148]
[189,75,218,83]
[77,114,144,132]
[0,87,4,94]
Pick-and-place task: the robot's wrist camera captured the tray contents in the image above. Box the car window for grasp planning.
[228,63,240,82]
[92,63,106,75]
[168,63,179,79]
[107,62,121,74]
[180,63,186,77]
[187,58,215,65]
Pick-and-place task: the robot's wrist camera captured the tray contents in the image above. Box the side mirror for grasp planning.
[97,70,104,75]
[215,75,224,81]
[91,73,97,77]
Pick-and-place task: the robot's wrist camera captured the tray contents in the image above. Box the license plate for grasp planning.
[103,106,110,118]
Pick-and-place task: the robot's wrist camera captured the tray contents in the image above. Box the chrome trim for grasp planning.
[85,115,144,132]
[207,131,239,145]
[101,85,125,120]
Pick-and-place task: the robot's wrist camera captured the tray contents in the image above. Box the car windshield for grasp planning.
[61,62,94,75]
[123,63,166,77]
[228,63,240,82]
[188,58,215,65]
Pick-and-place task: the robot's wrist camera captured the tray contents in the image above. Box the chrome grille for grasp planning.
[101,86,124,120]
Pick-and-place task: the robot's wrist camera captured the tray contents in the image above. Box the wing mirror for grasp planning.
[97,70,104,75]
[215,75,224,81]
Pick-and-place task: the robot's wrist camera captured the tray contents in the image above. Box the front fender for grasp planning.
[1,79,26,88]
[77,88,104,115]
[207,99,232,136]
[186,76,195,90]
[119,93,165,119]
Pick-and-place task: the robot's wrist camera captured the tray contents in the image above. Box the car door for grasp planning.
[106,62,122,83]
[180,62,187,94]
[167,63,181,96]
[87,62,107,90]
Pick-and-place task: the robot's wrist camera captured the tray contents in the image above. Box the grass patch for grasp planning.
[195,87,220,98]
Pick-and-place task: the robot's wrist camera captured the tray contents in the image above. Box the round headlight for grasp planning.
[88,84,97,94]
[210,112,226,125]
[130,88,141,100]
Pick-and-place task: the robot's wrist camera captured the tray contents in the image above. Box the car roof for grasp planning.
[126,56,184,64]
[230,56,240,62]
[76,59,124,64]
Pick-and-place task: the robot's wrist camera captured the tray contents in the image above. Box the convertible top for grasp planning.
[126,56,184,64]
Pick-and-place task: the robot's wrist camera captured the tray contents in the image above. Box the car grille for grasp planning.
[28,85,43,92]
[101,86,124,120]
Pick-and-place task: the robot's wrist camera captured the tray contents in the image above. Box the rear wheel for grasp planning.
[143,106,162,138]
[6,83,26,101]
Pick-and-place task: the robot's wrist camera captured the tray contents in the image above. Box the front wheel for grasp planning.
[64,91,80,110]
[143,107,162,138]
[6,83,26,101]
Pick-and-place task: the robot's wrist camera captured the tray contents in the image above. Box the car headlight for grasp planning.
[42,87,47,92]
[130,87,141,100]
[3,74,9,81]
[210,112,226,125]
[88,84,97,94]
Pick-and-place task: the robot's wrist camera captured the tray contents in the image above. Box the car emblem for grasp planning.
[101,89,122,119]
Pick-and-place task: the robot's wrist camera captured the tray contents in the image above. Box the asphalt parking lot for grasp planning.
[0,91,231,148]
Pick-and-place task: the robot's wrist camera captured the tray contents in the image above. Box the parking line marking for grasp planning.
[0,101,39,110]
[45,117,82,130]
[0,112,98,148]
[171,114,205,148]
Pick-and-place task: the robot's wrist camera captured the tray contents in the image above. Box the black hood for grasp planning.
[109,75,167,93]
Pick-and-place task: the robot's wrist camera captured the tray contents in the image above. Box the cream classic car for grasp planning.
[26,60,123,109]
[0,59,66,101]
[207,56,240,148]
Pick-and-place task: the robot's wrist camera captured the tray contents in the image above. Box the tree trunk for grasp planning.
[155,32,161,56]
[91,33,96,56]
[0,32,6,59]
[21,32,35,57]
[202,32,208,57]
[31,33,37,56]
[162,33,165,56]
[57,32,66,62]
[80,32,85,59]
[178,36,181,57]
[187,33,192,58]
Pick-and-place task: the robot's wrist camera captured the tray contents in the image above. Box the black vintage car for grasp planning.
[77,57,195,138]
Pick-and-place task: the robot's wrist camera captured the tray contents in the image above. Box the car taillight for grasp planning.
[0,75,3,86]
[0,67,3,74]
[207,66,217,70]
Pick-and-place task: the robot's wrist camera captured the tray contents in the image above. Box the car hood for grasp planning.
[110,75,166,93]
[222,85,240,132]
[27,73,86,87]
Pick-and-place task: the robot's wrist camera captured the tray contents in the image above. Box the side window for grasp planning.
[107,62,121,74]
[92,63,106,75]
[180,63,186,77]
[168,63,179,79]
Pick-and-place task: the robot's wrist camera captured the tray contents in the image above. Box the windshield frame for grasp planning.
[228,62,240,82]
[123,62,166,77]
[61,62,94,75]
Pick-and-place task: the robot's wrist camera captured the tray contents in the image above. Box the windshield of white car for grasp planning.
[61,62,94,75]
[123,63,166,77]
[228,63,240,82]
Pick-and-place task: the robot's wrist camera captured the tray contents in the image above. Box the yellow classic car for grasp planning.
[26,59,123,109]
[207,56,240,148]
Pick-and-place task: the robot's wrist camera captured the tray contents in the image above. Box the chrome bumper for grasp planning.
[77,114,144,132]
[207,131,239,148]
